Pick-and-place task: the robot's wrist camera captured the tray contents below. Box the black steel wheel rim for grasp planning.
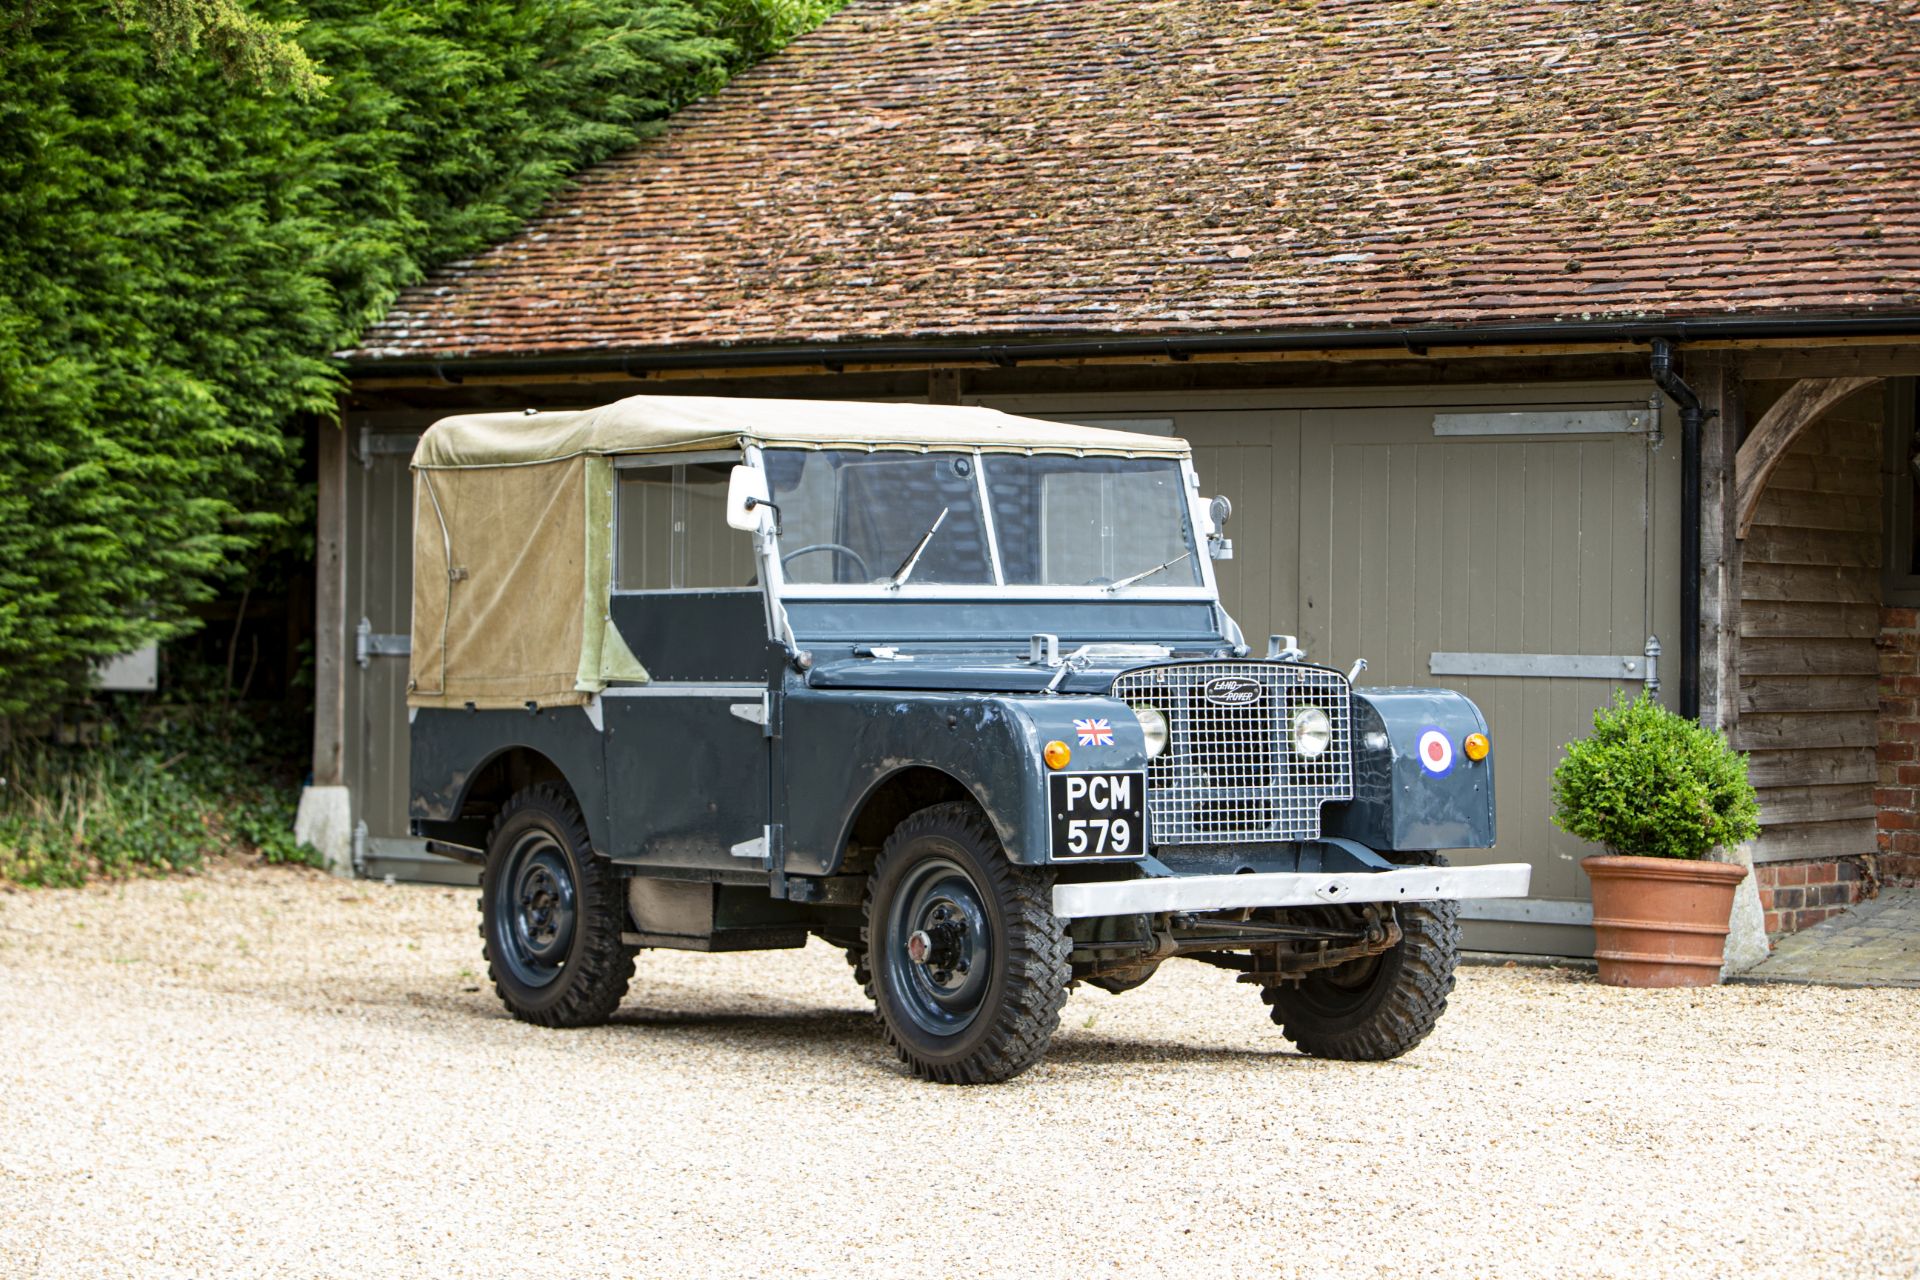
[494,830,578,988]
[885,855,993,1037]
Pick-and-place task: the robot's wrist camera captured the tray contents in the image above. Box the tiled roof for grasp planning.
[349,0,1920,362]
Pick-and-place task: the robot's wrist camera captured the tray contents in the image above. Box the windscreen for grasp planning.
[764,450,994,585]
[763,449,1201,591]
[983,455,1200,588]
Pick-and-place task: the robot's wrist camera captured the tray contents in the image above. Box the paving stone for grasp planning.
[1741,888,1920,989]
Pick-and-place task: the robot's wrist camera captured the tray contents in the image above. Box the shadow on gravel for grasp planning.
[609,1004,874,1044]
[1044,1035,1304,1068]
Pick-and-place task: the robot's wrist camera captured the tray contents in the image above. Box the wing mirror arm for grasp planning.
[745,495,781,535]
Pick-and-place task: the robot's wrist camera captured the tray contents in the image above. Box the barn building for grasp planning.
[314,0,1920,959]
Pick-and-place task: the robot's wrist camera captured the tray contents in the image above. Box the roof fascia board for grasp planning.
[342,315,1920,386]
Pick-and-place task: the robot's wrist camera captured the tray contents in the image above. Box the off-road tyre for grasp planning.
[1262,851,1459,1061]
[480,784,636,1028]
[863,802,1070,1084]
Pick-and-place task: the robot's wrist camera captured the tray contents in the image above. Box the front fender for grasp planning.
[781,689,1149,871]
[1321,687,1497,851]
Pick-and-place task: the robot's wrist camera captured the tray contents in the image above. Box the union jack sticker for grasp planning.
[1073,717,1115,747]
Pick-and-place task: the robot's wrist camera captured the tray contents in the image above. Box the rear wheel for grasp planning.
[863,802,1069,1084]
[481,785,635,1027]
[1262,852,1459,1060]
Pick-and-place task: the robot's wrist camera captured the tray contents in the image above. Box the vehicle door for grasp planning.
[601,454,775,874]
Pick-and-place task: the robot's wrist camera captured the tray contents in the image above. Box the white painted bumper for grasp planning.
[1050,863,1534,921]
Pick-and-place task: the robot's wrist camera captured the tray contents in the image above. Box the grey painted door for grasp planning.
[347,429,476,884]
[1178,399,1679,957]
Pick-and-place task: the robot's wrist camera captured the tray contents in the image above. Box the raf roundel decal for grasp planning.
[1417,728,1454,775]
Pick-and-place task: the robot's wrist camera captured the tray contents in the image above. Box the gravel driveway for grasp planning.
[2,862,1917,1280]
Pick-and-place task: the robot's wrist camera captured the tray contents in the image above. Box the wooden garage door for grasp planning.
[345,426,478,884]
[1172,397,1681,957]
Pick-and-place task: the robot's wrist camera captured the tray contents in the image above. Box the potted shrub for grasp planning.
[1551,692,1761,987]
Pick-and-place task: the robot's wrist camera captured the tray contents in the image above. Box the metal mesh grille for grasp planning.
[1111,662,1354,846]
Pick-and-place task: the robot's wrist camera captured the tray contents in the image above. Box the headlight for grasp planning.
[1130,704,1169,758]
[1292,706,1332,758]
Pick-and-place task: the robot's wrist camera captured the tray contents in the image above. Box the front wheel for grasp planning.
[481,785,635,1027]
[863,802,1070,1084]
[1262,852,1459,1060]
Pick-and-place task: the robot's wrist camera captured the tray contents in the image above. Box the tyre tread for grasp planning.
[1263,851,1459,1061]
[862,802,1069,1084]
[482,784,635,1029]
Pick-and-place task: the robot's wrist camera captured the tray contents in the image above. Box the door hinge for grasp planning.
[355,617,411,668]
[729,691,775,736]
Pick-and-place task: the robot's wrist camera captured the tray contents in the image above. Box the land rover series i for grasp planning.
[405,396,1529,1083]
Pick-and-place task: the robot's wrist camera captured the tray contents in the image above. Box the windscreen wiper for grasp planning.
[1104,549,1193,593]
[887,507,949,589]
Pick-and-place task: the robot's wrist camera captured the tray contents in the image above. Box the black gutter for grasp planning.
[1649,338,1703,723]
[339,313,1920,381]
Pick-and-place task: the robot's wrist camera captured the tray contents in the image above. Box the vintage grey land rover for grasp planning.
[405,396,1529,1083]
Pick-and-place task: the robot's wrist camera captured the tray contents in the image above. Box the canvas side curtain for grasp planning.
[408,457,645,709]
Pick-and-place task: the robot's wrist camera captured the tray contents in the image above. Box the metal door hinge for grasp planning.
[355,617,411,668]
[1430,637,1661,689]
[729,692,774,736]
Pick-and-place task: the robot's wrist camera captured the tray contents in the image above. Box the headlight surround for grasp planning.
[1292,705,1333,758]
[1130,704,1169,758]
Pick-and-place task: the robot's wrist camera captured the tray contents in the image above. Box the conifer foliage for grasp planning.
[0,0,841,723]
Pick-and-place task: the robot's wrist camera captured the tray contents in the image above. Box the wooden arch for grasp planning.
[1734,376,1885,539]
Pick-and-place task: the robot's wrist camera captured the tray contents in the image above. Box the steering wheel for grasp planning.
[781,542,871,581]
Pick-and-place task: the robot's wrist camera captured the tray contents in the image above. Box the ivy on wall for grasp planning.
[0,0,845,723]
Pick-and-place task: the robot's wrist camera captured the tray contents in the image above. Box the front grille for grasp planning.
[1111,661,1354,846]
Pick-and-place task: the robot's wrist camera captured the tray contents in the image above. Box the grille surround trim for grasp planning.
[1111,660,1354,846]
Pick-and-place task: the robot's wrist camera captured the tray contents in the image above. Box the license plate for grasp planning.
[1048,771,1147,859]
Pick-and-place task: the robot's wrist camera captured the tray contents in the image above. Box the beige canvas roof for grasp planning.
[412,395,1190,469]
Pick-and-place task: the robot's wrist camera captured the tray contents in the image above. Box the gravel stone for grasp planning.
[2,861,1918,1279]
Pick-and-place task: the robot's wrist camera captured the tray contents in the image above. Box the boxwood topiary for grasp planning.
[1550,692,1760,860]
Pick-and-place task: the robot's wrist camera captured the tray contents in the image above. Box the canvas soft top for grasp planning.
[411,395,1190,469]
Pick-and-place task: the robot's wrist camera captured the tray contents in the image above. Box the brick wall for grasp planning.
[1755,859,1867,936]
[1880,606,1920,887]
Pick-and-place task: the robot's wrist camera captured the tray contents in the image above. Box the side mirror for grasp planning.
[725,465,776,534]
[1207,494,1233,560]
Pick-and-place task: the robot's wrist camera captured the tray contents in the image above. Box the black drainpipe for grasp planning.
[1649,338,1703,722]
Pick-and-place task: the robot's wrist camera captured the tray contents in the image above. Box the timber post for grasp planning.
[1695,356,1743,737]
[313,418,348,787]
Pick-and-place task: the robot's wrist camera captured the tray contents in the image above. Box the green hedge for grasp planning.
[0,0,841,724]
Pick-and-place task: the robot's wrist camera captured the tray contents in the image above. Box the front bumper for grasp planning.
[1050,862,1532,921]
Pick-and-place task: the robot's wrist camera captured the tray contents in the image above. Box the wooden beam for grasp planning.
[1742,746,1876,788]
[1737,674,1880,713]
[1737,600,1880,638]
[1733,710,1878,751]
[1738,639,1880,676]
[1695,356,1742,735]
[1750,818,1877,864]
[1735,342,1920,381]
[1734,376,1884,538]
[312,419,348,787]
[1755,782,1878,826]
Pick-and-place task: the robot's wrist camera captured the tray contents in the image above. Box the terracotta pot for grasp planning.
[1581,855,1749,988]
